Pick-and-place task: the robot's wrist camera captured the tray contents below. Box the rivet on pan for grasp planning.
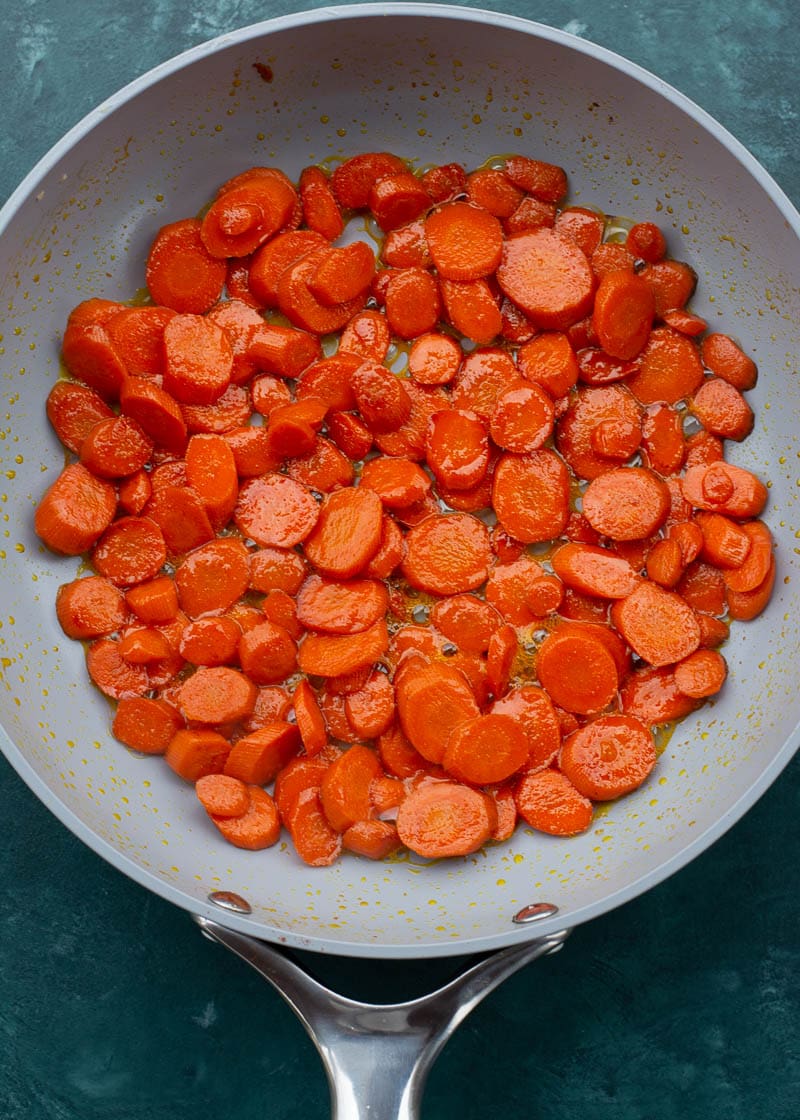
[512,902,559,925]
[208,890,252,915]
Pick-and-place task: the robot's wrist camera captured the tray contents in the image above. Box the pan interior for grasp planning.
[1,6,798,957]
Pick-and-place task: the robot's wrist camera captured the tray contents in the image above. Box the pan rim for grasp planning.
[1,2,798,959]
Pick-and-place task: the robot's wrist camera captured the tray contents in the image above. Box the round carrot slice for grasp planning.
[493,686,562,770]
[395,660,480,763]
[174,537,251,617]
[359,457,432,509]
[176,666,257,724]
[401,512,491,595]
[592,269,655,360]
[235,473,320,549]
[296,573,389,634]
[536,629,619,716]
[92,516,167,587]
[396,781,495,858]
[496,227,595,329]
[429,593,503,655]
[559,714,657,801]
[424,201,504,281]
[145,218,227,314]
[489,381,554,453]
[610,581,701,667]
[425,409,490,491]
[581,467,670,541]
[626,326,704,405]
[492,449,570,543]
[551,542,639,599]
[515,769,593,835]
[210,786,282,851]
[443,713,529,785]
[302,486,383,579]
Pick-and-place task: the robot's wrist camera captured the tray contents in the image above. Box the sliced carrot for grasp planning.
[291,679,328,757]
[677,560,727,616]
[680,461,768,519]
[551,541,639,599]
[369,170,431,232]
[644,537,684,588]
[536,629,618,715]
[248,228,329,307]
[177,615,240,666]
[640,403,685,476]
[619,664,699,724]
[421,161,467,203]
[492,685,561,771]
[725,556,776,621]
[165,728,231,781]
[516,331,579,399]
[497,227,595,330]
[297,618,389,678]
[401,512,490,596]
[450,346,516,420]
[359,456,432,509]
[295,573,389,634]
[119,378,189,457]
[673,649,728,699]
[237,621,297,685]
[234,473,319,548]
[396,660,479,763]
[277,247,367,335]
[722,520,773,593]
[384,267,441,339]
[125,575,179,625]
[554,206,605,256]
[691,377,754,442]
[581,466,670,541]
[342,819,401,860]
[625,326,704,405]
[492,449,570,543]
[560,714,657,800]
[144,485,215,556]
[195,773,250,818]
[162,313,233,406]
[145,218,227,314]
[174,537,250,617]
[176,666,257,724]
[309,240,375,305]
[504,195,557,235]
[696,613,731,649]
[700,332,758,391]
[382,217,433,268]
[224,722,301,784]
[377,722,431,779]
[302,485,383,579]
[489,381,554,453]
[247,547,306,596]
[429,594,502,655]
[285,435,355,493]
[327,411,374,461]
[243,685,294,732]
[425,409,489,491]
[184,433,239,531]
[440,712,527,785]
[626,221,667,263]
[556,383,643,480]
[639,258,696,315]
[200,176,296,258]
[91,516,166,587]
[408,332,462,385]
[515,769,593,836]
[611,581,701,667]
[364,515,407,580]
[466,167,524,218]
[373,382,450,461]
[288,788,343,866]
[439,277,503,346]
[503,156,567,201]
[56,575,129,640]
[591,268,655,360]
[330,152,407,209]
[299,164,345,241]
[351,360,412,433]
[319,745,383,832]
[265,398,326,459]
[118,467,154,520]
[695,511,752,569]
[396,780,495,858]
[339,309,392,363]
[425,201,504,281]
[210,786,282,850]
[46,379,114,454]
[106,305,176,380]
[661,308,708,337]
[181,383,253,436]
[34,463,117,556]
[112,696,184,755]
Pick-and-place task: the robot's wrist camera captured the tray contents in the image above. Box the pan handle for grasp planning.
[195,916,569,1120]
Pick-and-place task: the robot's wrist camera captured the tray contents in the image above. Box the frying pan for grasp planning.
[1,4,799,1116]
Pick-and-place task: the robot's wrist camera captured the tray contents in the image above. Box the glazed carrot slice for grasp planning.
[377,723,431,779]
[673,648,728,698]
[626,326,704,405]
[178,616,241,666]
[442,713,528,785]
[292,679,328,757]
[424,201,504,281]
[265,398,326,458]
[288,789,343,866]
[295,573,389,634]
[247,547,305,597]
[330,152,408,209]
[582,466,670,540]
[363,515,407,580]
[373,382,450,461]
[408,332,462,385]
[119,377,189,456]
[396,660,480,763]
[554,206,605,256]
[344,671,396,739]
[489,381,554,453]
[677,560,727,616]
[342,819,401,860]
[611,580,701,666]
[115,467,152,519]
[181,383,253,435]
[396,780,495,858]
[195,773,250,818]
[626,221,667,263]
[302,486,383,579]
[725,556,776,621]
[516,331,579,399]
[695,511,752,569]
[359,456,432,509]
[125,576,179,625]
[278,248,367,334]
[92,517,166,587]
[514,769,593,836]
[242,685,294,732]
[492,449,570,543]
[46,380,114,454]
[551,542,639,599]
[382,217,433,268]
[536,629,619,716]
[680,461,768,519]
[165,728,231,781]
[556,383,643,480]
[182,433,238,532]
[691,377,754,442]
[200,177,296,258]
[285,436,355,493]
[384,267,441,339]
[34,463,117,556]
[504,195,557,236]
[170,537,249,618]
[224,722,301,784]
[640,403,685,477]
[503,156,567,201]
[351,360,412,433]
[210,786,282,850]
[299,164,345,241]
[309,240,375,306]
[369,171,432,232]
[619,664,699,724]
[450,346,517,420]
[161,313,233,406]
[234,473,319,549]
[176,666,257,724]
[700,333,758,391]
[248,228,329,307]
[644,537,685,588]
[106,305,176,380]
[560,714,657,801]
[297,618,389,679]
[327,411,374,461]
[56,575,129,639]
[429,594,503,655]
[722,520,773,593]
[592,268,655,360]
[496,227,595,330]
[466,167,524,218]
[320,745,383,832]
[590,241,636,280]
[143,485,214,556]
[439,277,503,346]
[425,409,490,491]
[145,218,227,314]
[420,161,467,203]
[493,686,562,770]
[639,258,696,315]
[401,512,491,596]
[112,696,184,755]
[238,621,297,685]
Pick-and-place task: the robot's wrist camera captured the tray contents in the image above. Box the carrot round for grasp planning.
[342,819,401,860]
[496,227,595,329]
[162,313,233,406]
[56,575,129,640]
[439,277,503,347]
[725,556,776,621]
[425,409,490,491]
[145,218,227,314]
[582,466,670,541]
[560,714,657,801]
[195,773,250,819]
[46,379,114,454]
[295,573,388,634]
[611,580,701,667]
[408,332,462,385]
[536,629,619,715]
[592,268,655,360]
[489,382,554,454]
[224,722,301,785]
[319,745,383,832]
[395,660,479,763]
[673,649,728,699]
[691,377,754,442]
[299,165,345,242]
[430,593,503,655]
[492,449,570,543]
[165,728,231,782]
[722,520,772,593]
[626,326,704,405]
[680,461,768,519]
[34,463,117,556]
[112,696,184,755]
[384,267,441,339]
[176,666,257,724]
[210,786,282,851]
[303,486,383,579]
[234,473,319,549]
[492,686,562,770]
[443,713,529,785]
[238,621,297,685]
[551,541,639,599]
[396,781,495,859]
[344,670,396,740]
[92,516,166,587]
[401,512,490,596]
[359,456,432,509]
[297,618,389,679]
[515,769,593,836]
[200,177,296,258]
[351,360,412,433]
[174,537,250,617]
[287,788,342,866]
[119,377,189,456]
[425,201,504,281]
[248,228,328,307]
[700,332,758,391]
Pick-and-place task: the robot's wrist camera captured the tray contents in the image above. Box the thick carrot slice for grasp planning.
[504,195,557,235]
[373,382,449,461]
[342,820,401,860]
[639,258,696,315]
[722,520,773,593]
[695,511,752,569]
[497,227,595,329]
[504,156,567,201]
[224,722,301,784]
[359,456,431,509]
[560,714,657,800]
[680,461,768,519]
[384,267,441,339]
[248,229,329,307]
[242,685,294,732]
[492,449,570,543]
[285,436,355,493]
[516,331,579,398]
[56,575,129,640]
[426,409,490,491]
[351,360,412,433]
[725,556,776,621]
[489,381,554,453]
[551,542,639,599]
[592,268,655,360]
[330,152,407,209]
[395,659,480,763]
[125,576,179,625]
[364,515,407,580]
[288,789,342,866]
[408,332,462,385]
[582,466,670,541]
[297,618,389,678]
[145,218,227,314]
[626,221,667,263]
[486,623,518,698]
[430,594,503,655]
[421,161,467,203]
[327,411,374,461]
[178,616,241,666]
[556,383,643,480]
[536,629,619,715]
[641,403,685,477]
[302,486,383,579]
[611,580,701,666]
[424,201,504,281]
[183,433,239,532]
[176,666,257,724]
[554,206,605,256]
[210,786,282,850]
[339,309,392,364]
[119,377,189,456]
[34,463,117,556]
[162,313,233,406]
[234,473,319,548]
[382,217,433,269]
[673,649,728,698]
[590,241,636,280]
[46,380,114,454]
[195,773,250,818]
[238,621,297,685]
[295,573,389,634]
[466,167,524,218]
[677,560,727,616]
[319,745,383,832]
[117,467,153,519]
[106,305,176,380]
[619,664,699,724]
[396,780,495,858]
[200,177,296,258]
[515,769,593,836]
[644,537,684,588]
[401,512,490,596]
[626,326,704,405]
[112,694,184,755]
[377,723,431,779]
[493,686,562,770]
[450,346,517,420]
[691,377,754,442]
[278,248,367,334]
[299,164,345,241]
[174,538,251,617]
[144,485,216,556]
[440,712,528,786]
[92,517,166,587]
[369,171,431,232]
[700,333,758,391]
[165,728,231,781]
[309,240,374,306]
[439,277,503,346]
[343,671,396,739]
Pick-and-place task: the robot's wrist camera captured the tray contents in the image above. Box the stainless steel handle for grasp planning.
[196,916,569,1120]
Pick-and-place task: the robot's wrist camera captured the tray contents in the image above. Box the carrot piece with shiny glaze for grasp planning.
[396,781,495,858]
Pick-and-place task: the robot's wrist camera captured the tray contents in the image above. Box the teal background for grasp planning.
[1,2,799,1117]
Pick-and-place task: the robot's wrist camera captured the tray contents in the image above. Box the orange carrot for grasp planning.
[516,331,579,398]
[425,408,490,491]
[368,171,431,232]
[430,594,503,655]
[673,649,728,698]
[425,201,504,281]
[493,686,562,770]
[176,666,257,724]
[209,786,282,850]
[56,576,129,640]
[408,332,462,385]
[491,449,570,543]
[248,228,328,307]
[439,277,503,346]
[296,573,389,634]
[145,218,227,314]
[592,268,655,360]
[292,679,328,757]
[554,206,605,256]
[489,381,554,453]
[496,227,595,330]
[46,379,114,454]
[35,463,117,556]
[174,537,250,617]
[309,240,375,305]
[195,773,250,818]
[619,664,699,724]
[700,333,758,391]
[626,326,704,405]
[503,156,567,201]
[119,377,189,456]
[395,660,479,763]
[725,556,776,621]
[302,485,383,579]
[200,175,296,258]
[234,472,320,548]
[162,313,233,406]
[319,745,383,832]
[237,621,297,685]
[515,769,593,836]
[551,541,639,599]
[297,618,389,679]
[112,696,184,755]
[350,360,412,433]
[722,520,773,593]
[359,456,432,509]
[299,164,345,241]
[383,267,441,339]
[582,466,670,540]
[342,819,401,860]
[536,629,619,715]
[165,728,231,781]
[559,714,657,800]
[224,722,301,784]
[466,167,524,218]
[401,512,491,596]
[396,780,495,858]
[680,461,768,519]
[611,581,701,667]
[691,377,754,441]
[442,712,528,785]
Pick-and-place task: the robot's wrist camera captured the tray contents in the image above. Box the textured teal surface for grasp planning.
[2,2,799,1118]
